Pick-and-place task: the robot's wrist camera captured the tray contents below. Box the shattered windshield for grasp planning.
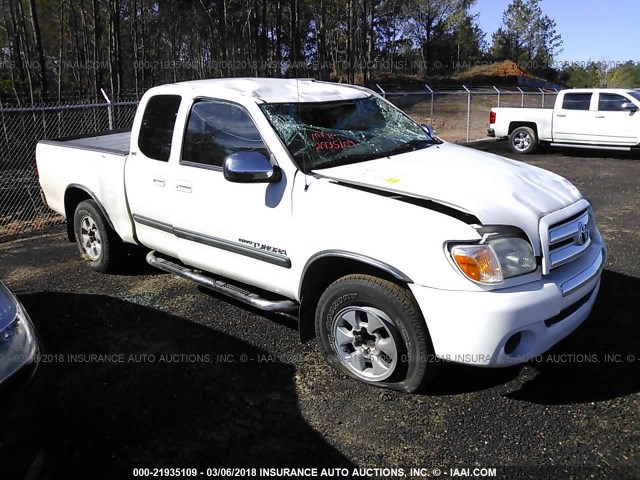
[259,96,436,171]
[628,91,640,103]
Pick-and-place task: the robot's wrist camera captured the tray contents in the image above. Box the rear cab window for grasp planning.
[561,93,592,111]
[138,95,182,161]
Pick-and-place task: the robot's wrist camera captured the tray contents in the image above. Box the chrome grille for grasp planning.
[547,208,591,270]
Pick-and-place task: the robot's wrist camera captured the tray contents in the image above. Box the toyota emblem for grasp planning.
[576,222,590,245]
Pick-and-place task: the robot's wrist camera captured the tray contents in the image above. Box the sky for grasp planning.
[471,0,640,66]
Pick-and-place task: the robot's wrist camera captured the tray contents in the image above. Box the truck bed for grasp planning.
[36,130,135,244]
[39,130,131,156]
[490,107,554,141]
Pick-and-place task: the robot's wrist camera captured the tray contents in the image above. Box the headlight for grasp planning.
[450,236,536,284]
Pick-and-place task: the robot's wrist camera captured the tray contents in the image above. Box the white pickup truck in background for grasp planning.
[36,79,606,392]
[489,88,640,154]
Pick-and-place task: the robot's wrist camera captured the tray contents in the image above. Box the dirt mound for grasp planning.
[454,59,540,80]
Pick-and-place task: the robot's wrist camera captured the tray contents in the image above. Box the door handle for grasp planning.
[153,178,165,187]
[556,114,567,118]
[595,115,605,118]
[176,182,192,193]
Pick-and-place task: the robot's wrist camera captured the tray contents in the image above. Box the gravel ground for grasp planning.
[1,140,639,480]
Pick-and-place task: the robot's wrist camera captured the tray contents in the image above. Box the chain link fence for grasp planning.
[381,85,558,143]
[0,101,137,237]
[0,85,557,239]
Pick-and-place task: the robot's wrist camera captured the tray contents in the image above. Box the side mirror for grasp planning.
[621,102,638,112]
[420,123,436,137]
[223,152,281,183]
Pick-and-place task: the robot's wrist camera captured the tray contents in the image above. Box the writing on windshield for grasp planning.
[310,132,359,152]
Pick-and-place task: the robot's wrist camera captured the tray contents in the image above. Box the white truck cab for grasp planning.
[37,79,606,392]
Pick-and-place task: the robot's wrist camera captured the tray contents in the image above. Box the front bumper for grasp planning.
[409,245,606,367]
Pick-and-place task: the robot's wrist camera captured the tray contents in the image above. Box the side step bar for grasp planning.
[549,143,632,152]
[146,251,299,313]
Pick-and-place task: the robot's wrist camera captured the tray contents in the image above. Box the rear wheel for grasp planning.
[315,274,437,392]
[509,126,538,154]
[73,200,122,273]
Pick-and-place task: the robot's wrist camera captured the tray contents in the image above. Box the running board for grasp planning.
[550,143,632,152]
[146,251,299,313]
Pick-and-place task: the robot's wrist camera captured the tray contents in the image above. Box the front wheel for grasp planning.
[315,274,437,392]
[73,200,122,273]
[509,126,538,154]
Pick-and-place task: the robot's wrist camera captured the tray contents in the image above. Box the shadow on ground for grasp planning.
[503,269,640,404]
[2,292,354,479]
[426,270,640,404]
[469,138,640,161]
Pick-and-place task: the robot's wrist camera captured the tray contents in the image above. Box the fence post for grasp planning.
[463,85,471,143]
[493,85,501,107]
[376,84,386,98]
[101,88,114,130]
[539,87,545,108]
[517,87,524,108]
[425,84,434,124]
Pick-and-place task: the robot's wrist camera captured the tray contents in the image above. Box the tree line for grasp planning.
[0,0,575,105]
[560,61,640,89]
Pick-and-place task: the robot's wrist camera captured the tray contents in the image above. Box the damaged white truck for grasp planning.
[36,79,606,392]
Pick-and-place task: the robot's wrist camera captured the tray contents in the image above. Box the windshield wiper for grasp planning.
[384,138,433,157]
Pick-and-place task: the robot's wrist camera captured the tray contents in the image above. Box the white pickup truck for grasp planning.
[37,79,606,392]
[489,88,640,154]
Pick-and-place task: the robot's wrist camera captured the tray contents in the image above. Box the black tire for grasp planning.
[509,126,538,154]
[315,274,437,393]
[73,200,122,273]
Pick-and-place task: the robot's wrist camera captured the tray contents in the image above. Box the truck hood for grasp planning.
[315,143,582,248]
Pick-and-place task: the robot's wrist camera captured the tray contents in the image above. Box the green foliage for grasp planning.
[560,63,604,88]
[608,64,640,88]
[0,0,489,101]
[399,0,485,70]
[559,61,640,88]
[491,0,562,65]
